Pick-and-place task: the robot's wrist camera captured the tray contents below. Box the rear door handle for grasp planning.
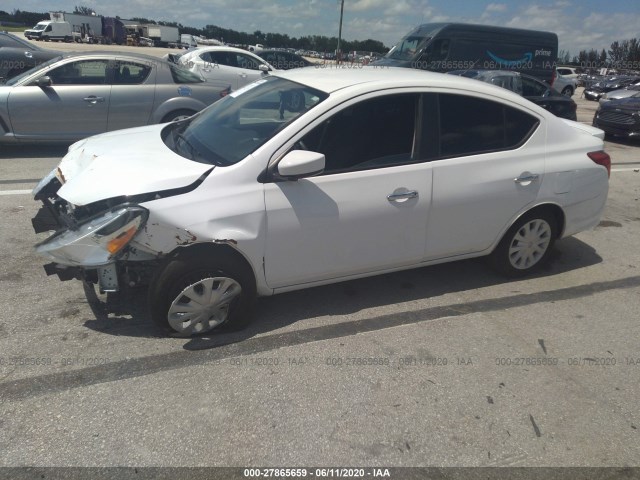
[387,190,418,202]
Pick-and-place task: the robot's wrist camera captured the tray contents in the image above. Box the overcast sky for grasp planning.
[4,0,639,54]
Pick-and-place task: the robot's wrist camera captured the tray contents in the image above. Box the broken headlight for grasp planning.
[35,205,149,267]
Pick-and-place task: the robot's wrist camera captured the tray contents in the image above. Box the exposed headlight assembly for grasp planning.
[35,205,149,267]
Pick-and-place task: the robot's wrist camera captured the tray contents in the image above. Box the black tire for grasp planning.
[149,253,256,336]
[161,109,196,123]
[488,210,558,277]
[561,86,573,96]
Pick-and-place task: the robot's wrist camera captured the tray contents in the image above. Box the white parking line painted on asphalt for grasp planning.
[0,190,32,195]
[611,168,640,173]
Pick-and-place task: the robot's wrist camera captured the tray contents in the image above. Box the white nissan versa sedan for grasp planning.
[32,67,611,336]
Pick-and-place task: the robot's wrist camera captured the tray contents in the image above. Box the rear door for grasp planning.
[107,58,156,130]
[423,93,545,259]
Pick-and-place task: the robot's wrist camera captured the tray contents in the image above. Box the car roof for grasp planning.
[271,66,536,100]
[184,45,259,55]
[57,51,164,63]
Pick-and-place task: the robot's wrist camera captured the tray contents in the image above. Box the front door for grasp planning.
[264,92,432,289]
[8,58,111,141]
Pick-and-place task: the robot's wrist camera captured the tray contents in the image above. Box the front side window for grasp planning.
[207,51,236,67]
[44,59,109,85]
[163,77,327,166]
[297,94,418,174]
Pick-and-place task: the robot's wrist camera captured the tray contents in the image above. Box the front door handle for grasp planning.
[83,96,105,104]
[387,190,418,202]
[514,173,539,184]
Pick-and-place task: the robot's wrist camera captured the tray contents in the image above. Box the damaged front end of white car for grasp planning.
[32,129,215,297]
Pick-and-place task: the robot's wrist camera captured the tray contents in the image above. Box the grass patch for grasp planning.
[0,26,27,32]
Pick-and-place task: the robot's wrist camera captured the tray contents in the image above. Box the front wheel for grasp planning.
[149,255,256,336]
[488,211,557,277]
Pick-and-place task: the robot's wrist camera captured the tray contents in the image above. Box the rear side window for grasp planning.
[438,94,538,157]
[112,61,152,85]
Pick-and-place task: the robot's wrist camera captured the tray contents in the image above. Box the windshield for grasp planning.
[164,76,328,166]
[4,55,62,86]
[33,24,47,31]
[386,35,430,61]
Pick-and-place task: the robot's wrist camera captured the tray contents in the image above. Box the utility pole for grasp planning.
[337,0,344,64]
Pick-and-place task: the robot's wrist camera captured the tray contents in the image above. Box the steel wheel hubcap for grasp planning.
[508,219,552,270]
[168,277,241,334]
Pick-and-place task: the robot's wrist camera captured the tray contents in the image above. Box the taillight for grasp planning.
[588,151,611,178]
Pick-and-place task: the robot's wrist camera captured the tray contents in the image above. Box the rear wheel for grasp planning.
[161,109,196,123]
[149,254,256,336]
[488,210,557,277]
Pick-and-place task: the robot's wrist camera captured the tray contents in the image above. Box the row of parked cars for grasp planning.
[3,31,640,142]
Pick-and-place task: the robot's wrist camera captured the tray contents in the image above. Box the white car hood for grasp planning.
[56,125,213,206]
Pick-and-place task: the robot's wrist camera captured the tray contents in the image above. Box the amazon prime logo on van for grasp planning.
[535,49,552,57]
[486,51,533,67]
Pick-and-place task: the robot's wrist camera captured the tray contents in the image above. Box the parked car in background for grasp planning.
[0,52,231,144]
[556,65,583,85]
[598,81,640,104]
[593,93,640,138]
[176,46,274,89]
[255,49,314,69]
[0,31,60,82]
[448,70,577,120]
[556,66,581,79]
[32,67,609,336]
[584,76,640,101]
[551,70,577,96]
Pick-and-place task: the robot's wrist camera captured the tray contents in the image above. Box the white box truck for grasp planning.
[24,21,77,42]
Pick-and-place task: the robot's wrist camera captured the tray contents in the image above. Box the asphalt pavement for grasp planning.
[0,46,639,476]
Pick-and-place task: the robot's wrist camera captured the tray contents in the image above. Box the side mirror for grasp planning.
[259,64,270,73]
[277,150,325,180]
[36,76,52,87]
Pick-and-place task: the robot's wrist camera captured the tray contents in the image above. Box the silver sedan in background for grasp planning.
[0,52,231,144]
